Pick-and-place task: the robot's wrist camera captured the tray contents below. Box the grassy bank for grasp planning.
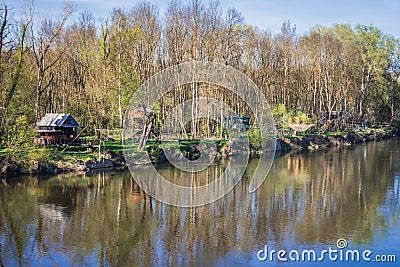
[0,139,229,175]
[0,127,396,176]
[0,146,95,175]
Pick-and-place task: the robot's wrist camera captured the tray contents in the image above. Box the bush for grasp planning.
[5,115,35,148]
[27,148,51,163]
[247,127,262,151]
[289,111,311,124]
[272,104,290,131]
[272,104,312,136]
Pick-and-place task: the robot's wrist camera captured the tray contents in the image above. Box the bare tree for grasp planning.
[29,1,75,122]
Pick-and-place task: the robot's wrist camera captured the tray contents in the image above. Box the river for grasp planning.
[0,140,399,266]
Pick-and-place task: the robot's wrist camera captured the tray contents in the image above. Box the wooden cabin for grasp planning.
[34,113,82,145]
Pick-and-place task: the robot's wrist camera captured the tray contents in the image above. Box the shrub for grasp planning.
[289,111,311,124]
[247,127,262,151]
[272,104,290,131]
[5,115,35,149]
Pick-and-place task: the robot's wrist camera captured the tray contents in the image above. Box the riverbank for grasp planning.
[0,128,397,176]
[0,139,228,176]
[278,128,395,152]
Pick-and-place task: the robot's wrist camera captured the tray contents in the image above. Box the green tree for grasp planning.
[5,115,35,149]
[354,25,395,116]
[0,5,30,143]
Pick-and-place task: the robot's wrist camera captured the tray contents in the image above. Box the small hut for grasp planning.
[34,113,82,145]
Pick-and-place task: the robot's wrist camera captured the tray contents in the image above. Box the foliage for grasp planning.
[0,0,399,150]
[289,111,311,124]
[27,148,52,162]
[272,104,290,130]
[247,127,262,151]
[5,115,35,149]
[272,104,311,131]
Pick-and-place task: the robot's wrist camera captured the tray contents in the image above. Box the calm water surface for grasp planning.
[1,140,399,266]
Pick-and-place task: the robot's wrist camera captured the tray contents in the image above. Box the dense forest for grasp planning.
[1,0,400,146]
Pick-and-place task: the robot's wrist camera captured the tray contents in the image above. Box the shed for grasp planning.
[34,113,82,145]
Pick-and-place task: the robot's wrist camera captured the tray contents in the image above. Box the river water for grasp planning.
[0,140,399,266]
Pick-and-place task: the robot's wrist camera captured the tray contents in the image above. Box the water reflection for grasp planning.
[0,140,399,266]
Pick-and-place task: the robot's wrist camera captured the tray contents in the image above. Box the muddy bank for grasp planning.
[0,151,122,176]
[1,157,86,176]
[277,130,394,152]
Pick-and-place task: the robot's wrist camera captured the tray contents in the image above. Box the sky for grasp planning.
[5,0,400,38]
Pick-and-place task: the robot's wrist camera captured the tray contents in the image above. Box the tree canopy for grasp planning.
[0,0,399,145]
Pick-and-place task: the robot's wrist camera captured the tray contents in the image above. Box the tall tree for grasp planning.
[354,25,395,116]
[0,4,30,137]
[29,1,75,122]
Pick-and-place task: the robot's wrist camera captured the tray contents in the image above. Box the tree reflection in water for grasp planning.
[0,140,399,266]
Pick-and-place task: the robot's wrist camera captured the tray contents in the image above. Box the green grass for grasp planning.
[1,139,226,161]
[0,146,97,165]
[59,151,97,162]
[1,125,395,172]
[103,139,123,153]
